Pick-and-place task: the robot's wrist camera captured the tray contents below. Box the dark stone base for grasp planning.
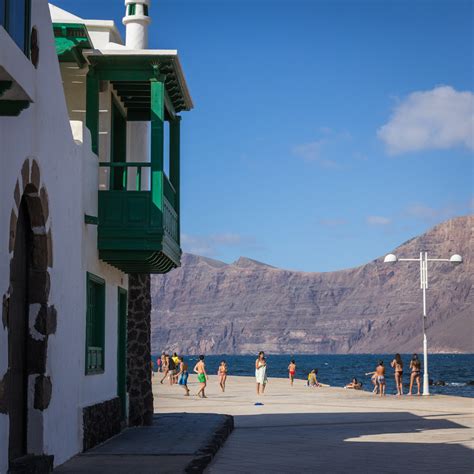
[8,454,54,473]
[83,397,121,451]
[185,414,234,473]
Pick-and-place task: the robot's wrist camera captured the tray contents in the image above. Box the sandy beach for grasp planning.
[154,374,473,473]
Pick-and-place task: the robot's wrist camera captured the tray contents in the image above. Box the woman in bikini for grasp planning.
[288,360,296,386]
[390,353,404,396]
[160,354,169,384]
[218,360,228,392]
[408,353,421,396]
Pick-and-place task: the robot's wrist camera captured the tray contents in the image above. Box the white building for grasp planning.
[0,1,192,471]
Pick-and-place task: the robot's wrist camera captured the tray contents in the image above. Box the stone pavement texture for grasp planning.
[54,412,233,473]
[155,374,474,474]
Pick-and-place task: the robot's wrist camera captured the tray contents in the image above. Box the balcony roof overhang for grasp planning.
[83,49,193,114]
[53,23,93,66]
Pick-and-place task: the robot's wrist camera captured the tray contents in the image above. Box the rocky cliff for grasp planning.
[151,216,473,354]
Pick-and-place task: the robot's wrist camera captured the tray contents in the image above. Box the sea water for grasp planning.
[153,353,474,398]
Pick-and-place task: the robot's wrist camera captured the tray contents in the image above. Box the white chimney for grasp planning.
[123,0,151,49]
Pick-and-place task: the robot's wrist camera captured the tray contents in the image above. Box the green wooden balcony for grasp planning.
[98,162,181,273]
[83,53,192,274]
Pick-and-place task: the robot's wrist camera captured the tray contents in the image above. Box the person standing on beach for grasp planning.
[160,354,169,384]
[255,351,268,395]
[218,360,228,392]
[194,355,208,398]
[288,360,296,386]
[408,353,422,396]
[157,355,162,373]
[375,361,386,397]
[177,356,190,396]
[168,355,176,385]
[391,354,404,396]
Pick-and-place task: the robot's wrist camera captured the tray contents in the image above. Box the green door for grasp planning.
[117,288,127,420]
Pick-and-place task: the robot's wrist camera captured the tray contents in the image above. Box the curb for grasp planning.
[185,414,234,473]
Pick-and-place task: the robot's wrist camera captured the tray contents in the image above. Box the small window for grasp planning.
[86,273,106,374]
[143,4,149,16]
[128,3,136,15]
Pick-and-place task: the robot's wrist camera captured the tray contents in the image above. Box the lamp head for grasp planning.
[384,254,398,264]
[450,254,463,265]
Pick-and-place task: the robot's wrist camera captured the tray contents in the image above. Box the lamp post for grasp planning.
[383,252,462,395]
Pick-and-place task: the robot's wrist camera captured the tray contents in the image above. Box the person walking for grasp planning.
[255,351,268,395]
[157,355,162,373]
[408,353,422,396]
[194,355,208,398]
[177,356,190,396]
[391,354,404,396]
[288,359,296,386]
[168,355,176,385]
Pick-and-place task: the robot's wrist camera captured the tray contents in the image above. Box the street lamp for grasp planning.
[383,251,462,395]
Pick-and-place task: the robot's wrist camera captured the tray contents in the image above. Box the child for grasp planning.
[307,369,320,387]
[288,360,296,386]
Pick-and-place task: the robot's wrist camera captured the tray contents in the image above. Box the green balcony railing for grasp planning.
[97,162,180,273]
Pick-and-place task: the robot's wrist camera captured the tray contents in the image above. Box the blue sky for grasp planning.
[54,0,473,271]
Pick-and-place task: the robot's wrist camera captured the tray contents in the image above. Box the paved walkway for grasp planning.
[55,412,232,473]
[155,375,474,473]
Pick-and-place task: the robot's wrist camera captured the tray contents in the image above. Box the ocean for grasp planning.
[153,353,474,398]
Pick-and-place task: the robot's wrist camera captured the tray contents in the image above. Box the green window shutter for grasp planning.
[128,3,136,15]
[85,273,106,374]
[143,4,149,16]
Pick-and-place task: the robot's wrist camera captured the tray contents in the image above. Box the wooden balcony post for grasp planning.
[169,115,181,243]
[86,68,99,155]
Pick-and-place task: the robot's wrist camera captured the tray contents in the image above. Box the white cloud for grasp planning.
[366,216,391,225]
[378,85,474,155]
[181,233,257,257]
[404,201,472,223]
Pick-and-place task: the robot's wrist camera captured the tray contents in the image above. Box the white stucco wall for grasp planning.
[0,1,127,470]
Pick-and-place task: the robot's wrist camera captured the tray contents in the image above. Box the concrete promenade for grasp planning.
[154,374,474,473]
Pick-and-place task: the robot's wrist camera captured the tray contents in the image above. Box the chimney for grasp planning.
[123,0,151,49]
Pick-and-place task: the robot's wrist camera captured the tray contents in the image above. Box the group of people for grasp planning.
[366,353,422,396]
[156,352,228,398]
[155,351,423,398]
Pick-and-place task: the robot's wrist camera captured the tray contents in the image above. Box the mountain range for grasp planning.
[151,216,473,354]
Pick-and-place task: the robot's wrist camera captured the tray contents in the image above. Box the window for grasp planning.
[1,0,31,55]
[86,273,105,374]
[128,3,136,15]
[143,4,149,16]
[0,0,5,29]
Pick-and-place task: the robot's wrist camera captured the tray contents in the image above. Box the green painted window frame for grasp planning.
[1,0,31,56]
[128,3,136,15]
[143,4,149,16]
[85,272,106,375]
